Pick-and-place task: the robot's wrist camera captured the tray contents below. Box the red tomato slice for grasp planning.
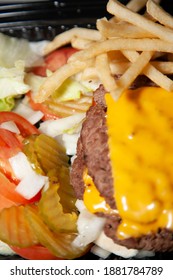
[0,171,31,204]
[0,128,22,182]
[29,47,79,119]
[10,245,62,260]
[0,128,22,150]
[0,111,39,137]
[32,47,78,77]
[0,171,41,205]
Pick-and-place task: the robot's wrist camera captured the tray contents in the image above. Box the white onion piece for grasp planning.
[9,152,48,200]
[55,133,80,155]
[15,172,47,200]
[75,199,86,212]
[0,241,15,256]
[9,152,33,180]
[0,121,20,134]
[91,244,110,259]
[14,102,43,124]
[39,113,86,137]
[72,208,105,248]
[95,232,139,258]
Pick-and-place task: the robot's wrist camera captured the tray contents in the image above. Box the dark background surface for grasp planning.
[0,0,173,260]
[0,0,172,41]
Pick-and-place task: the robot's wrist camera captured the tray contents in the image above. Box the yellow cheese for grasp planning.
[83,169,116,214]
[105,87,173,238]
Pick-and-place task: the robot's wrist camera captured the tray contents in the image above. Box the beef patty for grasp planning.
[70,81,173,252]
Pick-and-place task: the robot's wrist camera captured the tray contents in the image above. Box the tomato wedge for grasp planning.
[0,111,39,137]
[0,172,32,204]
[10,245,62,260]
[0,128,22,182]
[32,47,78,77]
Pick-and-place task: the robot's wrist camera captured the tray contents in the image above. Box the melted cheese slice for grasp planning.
[83,169,116,214]
[105,87,173,239]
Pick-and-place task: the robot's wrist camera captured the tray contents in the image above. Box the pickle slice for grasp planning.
[38,173,77,233]
[25,205,90,259]
[23,135,44,175]
[34,134,69,174]
[0,205,38,247]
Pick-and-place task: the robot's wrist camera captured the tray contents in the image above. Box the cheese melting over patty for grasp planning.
[83,87,173,239]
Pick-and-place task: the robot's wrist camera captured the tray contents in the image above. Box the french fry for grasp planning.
[107,0,173,43]
[96,53,117,92]
[110,51,154,100]
[126,0,148,12]
[110,61,173,76]
[38,0,173,104]
[35,59,94,103]
[121,49,173,92]
[144,63,173,91]
[147,0,173,29]
[71,37,94,50]
[97,18,155,39]
[68,38,173,63]
[81,67,98,80]
[44,28,102,55]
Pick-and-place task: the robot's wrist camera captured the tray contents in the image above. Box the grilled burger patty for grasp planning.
[70,81,173,252]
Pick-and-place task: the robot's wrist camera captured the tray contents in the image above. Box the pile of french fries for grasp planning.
[34,0,173,102]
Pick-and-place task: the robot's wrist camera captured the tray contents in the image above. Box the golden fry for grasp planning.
[107,0,173,43]
[147,0,173,29]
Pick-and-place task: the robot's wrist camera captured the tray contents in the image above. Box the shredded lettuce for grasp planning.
[0,96,14,111]
[0,32,43,68]
[26,74,90,103]
[0,61,30,101]
[25,73,46,100]
[52,78,89,102]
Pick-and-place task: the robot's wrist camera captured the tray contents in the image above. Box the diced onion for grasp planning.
[75,199,86,212]
[0,121,20,134]
[9,152,48,200]
[72,206,106,248]
[15,172,47,200]
[91,244,110,259]
[94,232,139,258]
[55,133,80,155]
[0,241,15,256]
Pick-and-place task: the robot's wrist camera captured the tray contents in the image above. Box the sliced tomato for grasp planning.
[0,171,41,205]
[0,128,22,182]
[10,245,62,260]
[32,47,78,77]
[0,111,39,138]
[0,172,30,204]
[0,128,22,150]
